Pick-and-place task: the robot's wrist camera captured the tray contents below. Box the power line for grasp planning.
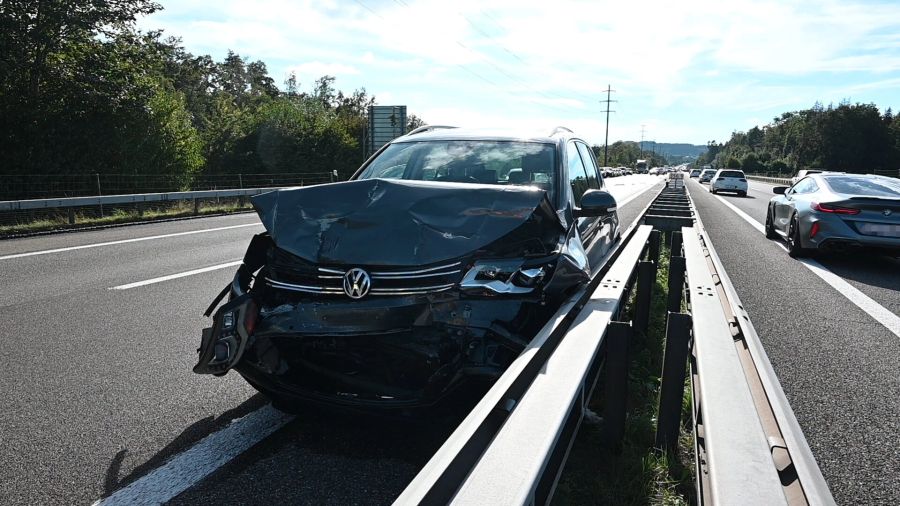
[600,85,616,166]
[640,124,646,159]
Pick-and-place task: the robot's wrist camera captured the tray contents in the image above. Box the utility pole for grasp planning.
[600,85,616,166]
[640,125,646,159]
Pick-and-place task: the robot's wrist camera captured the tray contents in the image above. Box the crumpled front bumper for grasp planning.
[232,294,551,408]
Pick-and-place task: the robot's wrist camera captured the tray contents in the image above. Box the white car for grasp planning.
[709,169,748,196]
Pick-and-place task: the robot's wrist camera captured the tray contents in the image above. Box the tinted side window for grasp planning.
[576,142,601,188]
[566,142,590,206]
[792,178,818,194]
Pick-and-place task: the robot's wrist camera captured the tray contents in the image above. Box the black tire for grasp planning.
[739,191,747,197]
[765,207,778,239]
[787,216,807,258]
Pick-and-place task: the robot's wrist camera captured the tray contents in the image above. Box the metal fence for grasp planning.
[0,172,334,201]
[0,185,322,235]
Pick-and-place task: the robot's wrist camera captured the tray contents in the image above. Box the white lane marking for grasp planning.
[0,223,260,261]
[611,178,661,208]
[94,404,293,506]
[800,259,900,336]
[711,193,764,234]
[709,191,900,339]
[109,260,243,290]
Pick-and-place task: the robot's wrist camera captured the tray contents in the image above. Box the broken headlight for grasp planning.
[460,259,548,294]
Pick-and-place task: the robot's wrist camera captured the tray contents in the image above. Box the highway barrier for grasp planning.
[746,175,792,185]
[0,186,307,234]
[396,184,834,505]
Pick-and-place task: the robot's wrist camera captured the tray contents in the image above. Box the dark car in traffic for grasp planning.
[765,173,900,257]
[193,126,620,411]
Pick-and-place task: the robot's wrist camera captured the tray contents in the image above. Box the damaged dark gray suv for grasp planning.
[194,126,619,411]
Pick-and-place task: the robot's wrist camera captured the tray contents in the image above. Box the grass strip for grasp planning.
[0,201,253,236]
[553,241,695,505]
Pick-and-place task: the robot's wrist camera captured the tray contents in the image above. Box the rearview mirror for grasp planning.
[576,189,617,217]
[773,186,787,195]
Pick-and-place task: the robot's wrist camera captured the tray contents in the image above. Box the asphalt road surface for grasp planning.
[687,177,900,505]
[0,175,663,505]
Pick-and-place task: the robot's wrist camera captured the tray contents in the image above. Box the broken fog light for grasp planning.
[194,297,258,375]
[461,259,547,294]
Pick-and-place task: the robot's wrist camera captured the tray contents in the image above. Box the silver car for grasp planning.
[765,173,900,257]
[699,169,716,183]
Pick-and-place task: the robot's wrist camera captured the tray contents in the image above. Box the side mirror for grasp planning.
[773,186,787,195]
[576,189,617,217]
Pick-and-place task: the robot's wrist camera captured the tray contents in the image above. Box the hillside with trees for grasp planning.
[0,0,420,198]
[696,102,900,176]
[591,141,669,168]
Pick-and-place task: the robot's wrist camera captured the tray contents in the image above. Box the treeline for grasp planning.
[0,0,421,191]
[591,141,668,168]
[697,102,900,175]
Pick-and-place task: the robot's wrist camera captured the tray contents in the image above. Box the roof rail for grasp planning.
[405,125,458,136]
[549,126,573,136]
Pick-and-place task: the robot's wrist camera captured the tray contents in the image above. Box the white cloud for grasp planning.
[138,0,900,143]
[288,62,360,80]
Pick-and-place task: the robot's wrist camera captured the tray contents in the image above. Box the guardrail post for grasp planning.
[655,312,692,450]
[648,229,661,264]
[634,260,655,336]
[67,208,76,225]
[667,256,686,313]
[670,231,682,258]
[193,198,200,215]
[602,321,632,447]
[96,173,104,217]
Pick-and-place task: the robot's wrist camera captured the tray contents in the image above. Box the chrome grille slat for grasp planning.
[369,262,461,276]
[370,283,456,293]
[371,270,461,280]
[270,253,464,297]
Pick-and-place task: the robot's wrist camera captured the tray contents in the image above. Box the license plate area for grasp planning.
[857,223,900,237]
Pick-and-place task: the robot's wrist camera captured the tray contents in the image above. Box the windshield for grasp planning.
[357,140,557,198]
[718,170,745,178]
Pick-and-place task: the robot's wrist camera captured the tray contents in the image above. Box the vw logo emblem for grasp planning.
[343,268,371,299]
[883,209,893,217]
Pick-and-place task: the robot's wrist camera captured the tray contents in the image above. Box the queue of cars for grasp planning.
[601,166,632,177]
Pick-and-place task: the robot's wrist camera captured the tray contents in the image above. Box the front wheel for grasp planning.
[787,216,808,258]
[765,207,778,239]
[738,191,747,197]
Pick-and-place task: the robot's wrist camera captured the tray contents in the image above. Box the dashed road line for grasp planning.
[0,223,260,261]
[109,260,243,290]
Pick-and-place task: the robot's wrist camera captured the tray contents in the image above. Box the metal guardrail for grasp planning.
[0,187,285,212]
[394,196,659,505]
[686,212,835,505]
[746,175,792,185]
[395,184,833,505]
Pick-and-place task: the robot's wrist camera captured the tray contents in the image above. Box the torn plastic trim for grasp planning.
[194,293,259,375]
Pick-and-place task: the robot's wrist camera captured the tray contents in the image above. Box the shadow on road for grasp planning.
[816,252,900,293]
[100,393,269,497]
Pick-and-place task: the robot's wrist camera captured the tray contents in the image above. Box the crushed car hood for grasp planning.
[251,178,563,266]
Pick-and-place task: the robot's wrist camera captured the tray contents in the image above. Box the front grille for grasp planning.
[265,248,463,297]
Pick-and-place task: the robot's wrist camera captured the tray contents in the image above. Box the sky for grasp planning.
[137,0,900,146]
